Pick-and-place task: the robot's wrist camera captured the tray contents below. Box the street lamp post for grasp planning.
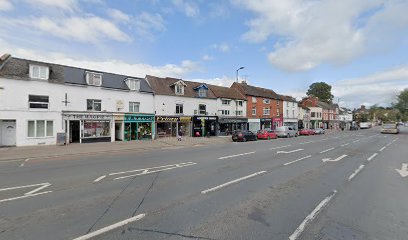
[235,67,245,131]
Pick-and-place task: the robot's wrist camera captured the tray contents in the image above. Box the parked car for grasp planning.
[359,122,371,129]
[381,123,399,134]
[275,126,298,138]
[299,129,315,136]
[313,128,325,134]
[257,130,277,140]
[232,130,257,142]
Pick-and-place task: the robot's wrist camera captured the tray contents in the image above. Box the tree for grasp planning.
[306,82,334,103]
[394,89,408,116]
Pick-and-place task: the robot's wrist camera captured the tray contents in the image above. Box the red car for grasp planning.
[256,130,277,140]
[299,129,315,136]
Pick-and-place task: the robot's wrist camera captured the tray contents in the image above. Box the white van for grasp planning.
[275,126,298,138]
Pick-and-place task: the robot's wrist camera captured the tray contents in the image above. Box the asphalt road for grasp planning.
[0,127,407,240]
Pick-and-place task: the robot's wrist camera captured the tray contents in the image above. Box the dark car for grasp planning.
[232,130,257,142]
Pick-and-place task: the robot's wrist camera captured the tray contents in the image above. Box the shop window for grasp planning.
[199,104,206,115]
[129,102,140,112]
[222,99,231,105]
[87,99,102,111]
[176,104,183,114]
[82,121,110,138]
[29,95,49,109]
[29,65,49,80]
[27,120,53,137]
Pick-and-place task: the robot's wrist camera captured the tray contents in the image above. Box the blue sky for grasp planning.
[1,0,408,108]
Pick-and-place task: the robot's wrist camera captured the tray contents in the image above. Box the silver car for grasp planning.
[314,128,325,134]
[275,126,298,138]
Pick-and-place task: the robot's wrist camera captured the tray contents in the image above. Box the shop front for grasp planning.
[260,118,272,130]
[248,118,260,132]
[193,116,218,137]
[124,114,155,141]
[156,116,192,138]
[218,117,248,135]
[63,112,113,144]
[272,117,283,130]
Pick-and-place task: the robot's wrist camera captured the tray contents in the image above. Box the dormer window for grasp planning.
[175,85,184,95]
[29,65,49,80]
[86,72,102,86]
[198,88,207,97]
[125,78,140,91]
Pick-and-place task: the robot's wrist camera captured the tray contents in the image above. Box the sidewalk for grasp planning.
[0,137,232,162]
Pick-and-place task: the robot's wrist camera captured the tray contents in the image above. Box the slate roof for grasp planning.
[0,56,154,93]
[145,75,217,99]
[280,95,297,102]
[207,84,246,100]
[316,101,338,110]
[232,82,280,100]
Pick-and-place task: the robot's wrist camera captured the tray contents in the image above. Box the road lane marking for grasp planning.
[93,175,106,183]
[72,214,146,240]
[322,154,347,163]
[19,158,30,167]
[395,163,408,178]
[277,149,304,154]
[113,162,197,180]
[201,171,267,194]
[218,151,255,159]
[340,143,349,147]
[367,153,378,162]
[379,146,386,152]
[0,191,52,203]
[299,141,314,145]
[25,183,51,195]
[319,147,335,154]
[283,155,312,166]
[348,165,365,181]
[0,182,50,192]
[289,190,337,240]
[352,139,360,143]
[270,145,291,150]
[0,182,53,203]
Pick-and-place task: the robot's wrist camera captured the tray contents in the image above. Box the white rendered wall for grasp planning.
[154,95,217,116]
[215,98,247,117]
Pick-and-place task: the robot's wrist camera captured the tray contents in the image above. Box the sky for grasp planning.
[1,0,408,109]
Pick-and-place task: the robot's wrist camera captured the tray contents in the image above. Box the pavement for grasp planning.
[1,127,405,240]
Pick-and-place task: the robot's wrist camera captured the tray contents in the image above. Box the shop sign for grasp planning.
[125,114,154,122]
[179,117,192,122]
[156,116,192,122]
[260,118,272,123]
[219,118,248,123]
[64,113,112,120]
[195,116,217,121]
[114,114,124,121]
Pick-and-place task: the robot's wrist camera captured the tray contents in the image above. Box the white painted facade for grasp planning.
[215,98,247,117]
[283,100,299,129]
[298,106,311,129]
[0,77,154,146]
[154,95,217,116]
[309,106,323,128]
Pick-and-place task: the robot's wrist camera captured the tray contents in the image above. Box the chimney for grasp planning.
[0,53,11,61]
[241,80,247,84]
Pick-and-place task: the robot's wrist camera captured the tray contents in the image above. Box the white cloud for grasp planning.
[233,0,408,72]
[171,0,200,17]
[0,0,13,11]
[211,43,230,52]
[202,54,213,61]
[27,0,78,11]
[192,76,237,87]
[107,8,131,23]
[133,12,166,39]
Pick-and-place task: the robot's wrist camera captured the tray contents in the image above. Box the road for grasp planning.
[0,127,407,240]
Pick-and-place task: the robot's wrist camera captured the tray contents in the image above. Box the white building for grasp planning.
[282,96,299,130]
[337,107,353,130]
[146,75,218,137]
[309,107,323,128]
[298,105,311,129]
[0,55,155,146]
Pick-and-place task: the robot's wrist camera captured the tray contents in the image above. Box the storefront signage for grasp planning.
[156,116,192,122]
[194,116,217,121]
[219,118,248,123]
[125,114,154,122]
[114,114,124,121]
[63,113,112,120]
[260,118,272,122]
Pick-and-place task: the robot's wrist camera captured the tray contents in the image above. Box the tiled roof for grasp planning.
[232,82,280,100]
[207,84,246,100]
[145,75,217,99]
[280,95,297,102]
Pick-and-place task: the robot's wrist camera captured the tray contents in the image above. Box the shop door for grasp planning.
[0,120,16,146]
[70,121,80,143]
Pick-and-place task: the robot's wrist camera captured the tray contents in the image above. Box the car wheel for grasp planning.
[243,137,247,142]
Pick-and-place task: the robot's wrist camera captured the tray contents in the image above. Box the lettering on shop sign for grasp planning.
[64,114,112,120]
[125,115,154,122]
[196,116,217,121]
[156,116,192,122]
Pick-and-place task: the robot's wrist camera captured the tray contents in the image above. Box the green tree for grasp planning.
[306,82,334,103]
[393,89,408,116]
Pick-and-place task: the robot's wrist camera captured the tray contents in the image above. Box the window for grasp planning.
[29,65,49,80]
[222,99,231,105]
[27,120,53,137]
[292,110,295,118]
[252,97,257,103]
[252,107,256,115]
[29,95,49,109]
[126,79,140,91]
[129,102,140,112]
[311,112,316,117]
[219,110,230,115]
[277,101,280,106]
[199,104,206,115]
[263,99,270,104]
[236,110,243,116]
[198,88,207,97]
[176,104,183,114]
[237,101,243,107]
[277,109,280,116]
[175,85,184,95]
[287,101,289,107]
[286,110,289,117]
[263,107,270,115]
[87,99,101,111]
[86,72,102,86]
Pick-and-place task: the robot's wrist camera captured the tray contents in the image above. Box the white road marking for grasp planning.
[0,182,50,192]
[395,163,408,178]
[367,153,378,162]
[72,214,146,240]
[322,154,348,163]
[283,155,312,166]
[320,138,329,141]
[299,141,314,145]
[201,171,267,194]
[352,139,360,143]
[19,158,30,167]
[218,151,255,160]
[379,146,386,152]
[0,191,52,203]
[289,190,337,240]
[277,149,304,154]
[348,165,365,181]
[319,147,335,154]
[113,162,197,180]
[270,145,291,150]
[340,143,349,147]
[0,182,53,203]
[93,175,106,183]
[25,183,51,195]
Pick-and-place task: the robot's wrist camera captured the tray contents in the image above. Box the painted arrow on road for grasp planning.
[277,149,304,154]
[322,154,348,163]
[395,163,408,178]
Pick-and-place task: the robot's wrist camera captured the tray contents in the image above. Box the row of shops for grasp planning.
[63,112,286,144]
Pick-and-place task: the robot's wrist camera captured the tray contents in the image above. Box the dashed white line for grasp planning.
[72,214,146,240]
[93,175,106,183]
[379,146,386,152]
[0,182,50,192]
[277,149,304,154]
[19,158,30,167]
[319,147,335,154]
[270,145,291,150]
[0,191,52,203]
[289,190,337,240]
[367,153,378,162]
[201,171,267,194]
[218,151,255,160]
[299,141,314,145]
[113,162,197,180]
[283,155,312,166]
[348,165,365,181]
[340,143,350,147]
[352,139,360,143]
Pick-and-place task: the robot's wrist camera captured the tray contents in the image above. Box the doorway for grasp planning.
[70,120,80,143]
[0,120,16,146]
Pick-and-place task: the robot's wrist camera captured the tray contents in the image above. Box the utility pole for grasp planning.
[235,67,244,131]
